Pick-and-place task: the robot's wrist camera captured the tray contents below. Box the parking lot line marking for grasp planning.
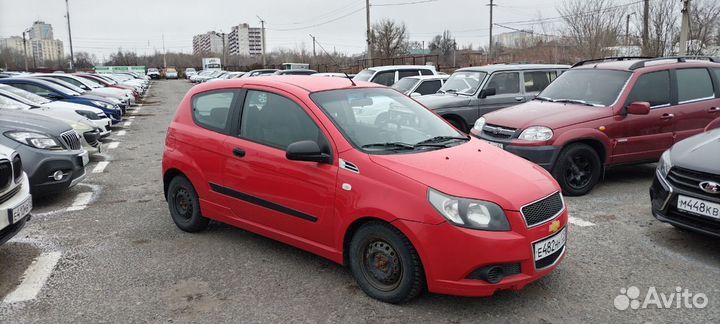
[92,161,109,173]
[568,216,596,227]
[124,121,132,127]
[3,251,62,304]
[117,130,126,136]
[107,142,120,150]
[66,192,94,211]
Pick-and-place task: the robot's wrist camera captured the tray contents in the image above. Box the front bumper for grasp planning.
[470,131,560,171]
[0,174,31,245]
[395,208,568,297]
[650,170,720,238]
[25,148,87,195]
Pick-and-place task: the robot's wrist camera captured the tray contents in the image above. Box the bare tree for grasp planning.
[689,0,720,54]
[558,0,627,58]
[74,52,97,69]
[632,0,679,56]
[429,30,455,55]
[371,19,409,58]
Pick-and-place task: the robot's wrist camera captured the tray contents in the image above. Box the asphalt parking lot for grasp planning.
[1,80,719,324]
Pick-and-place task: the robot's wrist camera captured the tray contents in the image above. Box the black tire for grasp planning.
[551,143,602,196]
[445,116,467,133]
[348,222,426,303]
[167,175,209,232]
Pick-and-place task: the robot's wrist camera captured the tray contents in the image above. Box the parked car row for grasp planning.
[0,71,151,246]
[161,56,720,304]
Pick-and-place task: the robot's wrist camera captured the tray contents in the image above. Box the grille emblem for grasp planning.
[699,181,720,194]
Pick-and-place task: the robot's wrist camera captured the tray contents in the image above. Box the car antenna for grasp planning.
[343,72,356,86]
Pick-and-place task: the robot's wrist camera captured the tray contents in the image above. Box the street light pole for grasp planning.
[257,16,266,68]
[678,0,691,55]
[22,31,29,71]
[625,12,636,45]
[65,0,75,71]
[366,0,372,67]
[487,0,496,63]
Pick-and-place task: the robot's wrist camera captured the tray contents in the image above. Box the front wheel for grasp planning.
[551,143,602,196]
[348,222,426,303]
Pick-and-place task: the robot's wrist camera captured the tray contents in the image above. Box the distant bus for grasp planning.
[282,63,310,70]
[202,58,222,71]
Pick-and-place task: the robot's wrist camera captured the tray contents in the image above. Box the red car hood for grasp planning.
[483,101,612,129]
[369,138,560,211]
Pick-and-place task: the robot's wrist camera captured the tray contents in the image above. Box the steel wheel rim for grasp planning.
[173,187,193,220]
[564,154,593,189]
[360,239,403,292]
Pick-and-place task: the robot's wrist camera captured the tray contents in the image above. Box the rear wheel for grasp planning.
[348,222,425,303]
[552,143,602,196]
[167,176,209,232]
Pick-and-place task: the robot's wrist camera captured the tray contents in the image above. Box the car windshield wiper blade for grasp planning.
[415,135,470,146]
[361,142,416,150]
[553,98,602,107]
[534,96,554,102]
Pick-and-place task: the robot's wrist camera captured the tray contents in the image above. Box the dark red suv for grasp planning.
[471,57,720,195]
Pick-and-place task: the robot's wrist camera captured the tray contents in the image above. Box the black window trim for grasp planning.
[189,88,244,135]
[673,67,716,105]
[233,88,334,157]
[707,67,720,99]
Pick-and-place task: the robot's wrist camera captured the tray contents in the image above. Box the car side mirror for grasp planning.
[286,140,332,164]
[480,88,496,99]
[410,92,421,98]
[626,101,650,115]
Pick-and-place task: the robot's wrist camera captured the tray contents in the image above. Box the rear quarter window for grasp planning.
[191,90,237,132]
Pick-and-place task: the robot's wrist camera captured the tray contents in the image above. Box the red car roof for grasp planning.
[195,75,383,94]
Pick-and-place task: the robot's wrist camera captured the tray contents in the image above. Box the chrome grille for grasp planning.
[60,130,82,150]
[482,124,517,139]
[0,160,10,192]
[521,192,564,227]
[667,167,720,197]
[11,154,21,183]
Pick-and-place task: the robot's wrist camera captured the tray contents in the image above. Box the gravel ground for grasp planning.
[1,79,719,324]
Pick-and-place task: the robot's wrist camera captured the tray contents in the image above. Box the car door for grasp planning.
[611,70,676,163]
[221,87,338,246]
[672,67,720,142]
[522,70,558,100]
[478,71,524,115]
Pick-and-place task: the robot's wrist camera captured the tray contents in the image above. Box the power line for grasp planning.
[373,0,438,7]
[267,0,364,26]
[496,0,646,26]
[266,6,365,31]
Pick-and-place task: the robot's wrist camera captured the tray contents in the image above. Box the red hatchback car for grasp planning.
[472,57,720,196]
[162,76,569,303]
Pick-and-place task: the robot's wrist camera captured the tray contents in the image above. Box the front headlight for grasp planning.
[428,188,510,231]
[5,131,64,150]
[75,110,100,119]
[518,126,553,141]
[91,100,113,109]
[472,117,486,132]
[657,150,673,177]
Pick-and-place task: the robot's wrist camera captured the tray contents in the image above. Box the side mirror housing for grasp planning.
[286,140,331,164]
[626,101,650,115]
[480,87,496,99]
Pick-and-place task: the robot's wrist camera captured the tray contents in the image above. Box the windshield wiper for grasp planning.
[361,142,416,150]
[415,135,470,147]
[534,96,554,102]
[553,98,602,107]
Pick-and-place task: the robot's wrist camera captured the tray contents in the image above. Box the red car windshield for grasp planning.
[538,69,631,107]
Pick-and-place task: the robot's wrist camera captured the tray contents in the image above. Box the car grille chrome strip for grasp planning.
[481,124,517,139]
[521,192,564,228]
[0,159,11,193]
[667,167,720,197]
[60,130,82,150]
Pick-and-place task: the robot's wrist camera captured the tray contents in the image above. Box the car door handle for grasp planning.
[709,107,720,113]
[660,113,674,119]
[232,148,246,158]
[514,96,525,102]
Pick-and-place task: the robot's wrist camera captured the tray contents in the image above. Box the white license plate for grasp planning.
[10,195,32,224]
[533,227,566,261]
[483,140,504,149]
[677,195,720,219]
[79,151,89,166]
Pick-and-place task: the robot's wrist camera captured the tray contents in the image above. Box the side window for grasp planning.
[191,91,235,132]
[398,70,419,79]
[485,72,520,95]
[524,71,557,93]
[626,70,670,107]
[415,80,442,95]
[371,71,396,86]
[420,69,434,76]
[13,84,53,97]
[677,68,714,103]
[239,90,325,150]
